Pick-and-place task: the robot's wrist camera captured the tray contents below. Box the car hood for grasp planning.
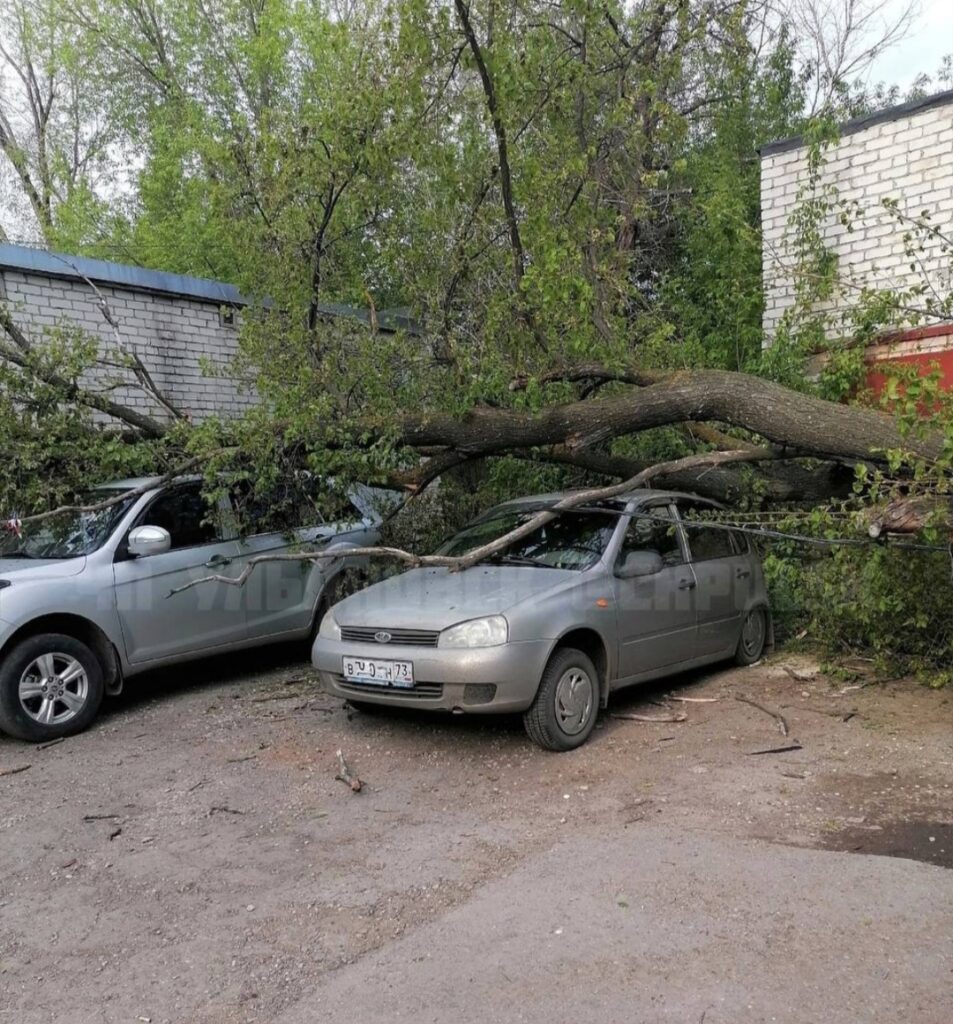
[0,556,87,581]
[332,565,581,631]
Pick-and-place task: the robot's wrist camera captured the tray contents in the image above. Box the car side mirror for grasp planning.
[615,550,663,579]
[127,525,171,558]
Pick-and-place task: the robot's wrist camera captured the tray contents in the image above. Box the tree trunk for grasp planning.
[399,369,943,465]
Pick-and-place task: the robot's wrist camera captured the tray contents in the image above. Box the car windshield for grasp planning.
[0,489,137,560]
[437,507,618,570]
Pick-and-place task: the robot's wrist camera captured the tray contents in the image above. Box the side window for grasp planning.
[230,480,313,536]
[678,502,737,561]
[140,486,220,550]
[618,505,684,567]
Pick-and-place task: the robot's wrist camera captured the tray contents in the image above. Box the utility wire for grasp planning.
[571,507,953,553]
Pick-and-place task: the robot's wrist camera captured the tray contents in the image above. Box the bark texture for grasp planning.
[400,369,942,464]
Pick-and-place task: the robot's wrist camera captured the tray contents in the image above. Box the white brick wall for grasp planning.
[0,269,257,424]
[761,97,953,342]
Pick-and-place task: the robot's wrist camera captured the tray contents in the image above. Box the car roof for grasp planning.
[91,476,166,491]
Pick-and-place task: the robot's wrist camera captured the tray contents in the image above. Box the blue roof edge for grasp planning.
[0,243,245,305]
[0,243,418,333]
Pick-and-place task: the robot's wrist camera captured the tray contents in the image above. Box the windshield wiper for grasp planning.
[482,554,549,568]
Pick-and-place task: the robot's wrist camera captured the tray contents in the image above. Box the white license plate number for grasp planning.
[342,657,414,688]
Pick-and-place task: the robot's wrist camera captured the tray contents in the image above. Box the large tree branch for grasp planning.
[509,446,854,505]
[168,449,775,596]
[401,369,944,465]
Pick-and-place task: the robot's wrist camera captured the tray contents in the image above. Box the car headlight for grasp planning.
[318,611,341,640]
[438,615,508,649]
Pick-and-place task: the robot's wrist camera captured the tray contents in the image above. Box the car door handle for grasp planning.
[678,578,697,590]
[205,554,232,569]
[736,568,751,579]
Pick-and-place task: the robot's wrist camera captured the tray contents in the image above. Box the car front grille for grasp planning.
[340,626,440,647]
[333,677,444,700]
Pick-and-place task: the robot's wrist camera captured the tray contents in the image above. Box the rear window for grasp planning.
[678,502,739,561]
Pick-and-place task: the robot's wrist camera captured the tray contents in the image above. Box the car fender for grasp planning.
[543,623,617,706]
[0,610,126,695]
[308,538,378,618]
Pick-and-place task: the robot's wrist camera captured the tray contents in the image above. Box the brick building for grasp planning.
[760,90,953,384]
[0,243,412,426]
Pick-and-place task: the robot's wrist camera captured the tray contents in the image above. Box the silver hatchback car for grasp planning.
[312,489,771,750]
[0,477,387,742]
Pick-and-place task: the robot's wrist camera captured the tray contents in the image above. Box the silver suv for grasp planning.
[0,477,386,742]
[313,489,771,750]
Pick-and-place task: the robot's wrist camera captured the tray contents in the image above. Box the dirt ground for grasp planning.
[1,645,951,1023]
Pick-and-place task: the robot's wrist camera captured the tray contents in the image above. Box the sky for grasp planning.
[865,0,953,90]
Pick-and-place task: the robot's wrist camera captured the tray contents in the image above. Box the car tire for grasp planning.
[735,607,767,666]
[523,647,599,752]
[0,633,105,742]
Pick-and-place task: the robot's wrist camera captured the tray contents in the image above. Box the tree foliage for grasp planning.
[1,0,952,675]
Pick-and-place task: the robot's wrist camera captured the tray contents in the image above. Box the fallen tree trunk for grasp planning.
[506,447,855,504]
[398,369,944,465]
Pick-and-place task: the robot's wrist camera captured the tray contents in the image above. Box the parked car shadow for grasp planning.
[341,664,729,746]
[100,642,311,719]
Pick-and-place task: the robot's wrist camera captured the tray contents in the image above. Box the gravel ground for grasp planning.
[0,646,951,1023]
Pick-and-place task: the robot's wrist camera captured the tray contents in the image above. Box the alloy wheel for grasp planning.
[18,652,89,726]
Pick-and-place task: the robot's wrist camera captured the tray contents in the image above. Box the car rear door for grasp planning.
[675,499,744,658]
[233,483,372,641]
[610,501,699,681]
[236,522,340,639]
[112,484,246,664]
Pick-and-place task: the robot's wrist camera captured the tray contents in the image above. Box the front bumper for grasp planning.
[311,637,551,713]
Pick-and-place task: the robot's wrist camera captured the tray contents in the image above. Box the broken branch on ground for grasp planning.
[335,749,363,792]
[735,696,790,737]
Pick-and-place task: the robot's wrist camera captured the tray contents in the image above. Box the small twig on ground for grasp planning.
[37,737,65,750]
[746,743,803,756]
[735,695,789,736]
[667,695,719,703]
[186,779,206,792]
[610,712,688,724]
[109,827,123,840]
[788,704,861,722]
[209,805,246,816]
[335,749,363,792]
[225,754,257,764]
[0,764,31,778]
[83,813,121,821]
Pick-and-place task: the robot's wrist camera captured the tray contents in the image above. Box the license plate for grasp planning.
[342,656,414,688]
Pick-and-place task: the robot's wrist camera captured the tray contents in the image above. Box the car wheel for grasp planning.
[735,607,767,666]
[0,633,105,742]
[523,647,599,752]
